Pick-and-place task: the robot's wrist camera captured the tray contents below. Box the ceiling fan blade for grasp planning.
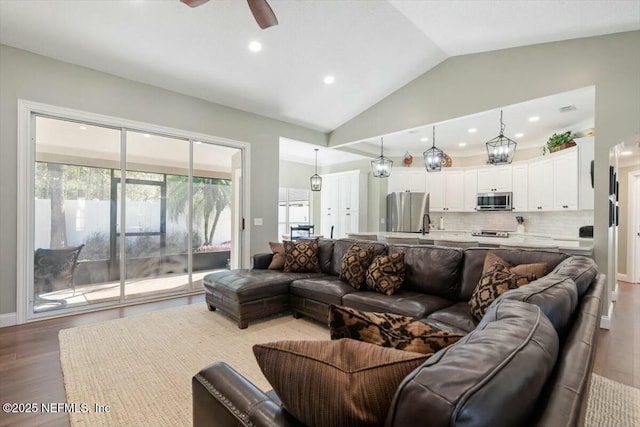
[247,0,279,29]
[180,0,210,8]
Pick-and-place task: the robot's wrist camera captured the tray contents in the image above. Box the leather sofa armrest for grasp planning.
[252,253,274,270]
[193,361,303,427]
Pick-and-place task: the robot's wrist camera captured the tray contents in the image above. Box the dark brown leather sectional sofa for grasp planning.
[195,238,604,427]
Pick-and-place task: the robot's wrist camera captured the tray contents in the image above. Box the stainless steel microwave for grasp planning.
[476,192,513,211]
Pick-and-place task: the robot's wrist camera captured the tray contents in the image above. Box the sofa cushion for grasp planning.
[329,305,465,354]
[289,276,358,306]
[551,256,598,297]
[389,245,463,300]
[468,254,540,320]
[317,238,335,275]
[342,289,453,319]
[496,273,578,337]
[427,302,478,333]
[366,252,405,295]
[459,248,568,301]
[387,299,559,427]
[253,338,428,427]
[339,243,374,289]
[329,239,387,277]
[267,241,285,270]
[203,269,323,303]
[283,238,321,273]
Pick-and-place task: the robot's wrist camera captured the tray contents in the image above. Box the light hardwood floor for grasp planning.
[1,283,638,427]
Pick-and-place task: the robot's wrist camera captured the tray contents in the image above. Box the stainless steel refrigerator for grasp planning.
[386,192,430,233]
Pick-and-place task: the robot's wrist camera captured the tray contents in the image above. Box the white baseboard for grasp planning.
[0,312,17,328]
[612,283,620,302]
[617,273,630,282]
[600,302,614,330]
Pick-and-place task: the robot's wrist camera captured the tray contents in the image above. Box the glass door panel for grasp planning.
[191,142,241,287]
[123,131,189,300]
[33,116,120,314]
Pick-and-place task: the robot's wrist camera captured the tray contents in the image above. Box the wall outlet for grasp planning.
[380,218,385,224]
[254,218,263,226]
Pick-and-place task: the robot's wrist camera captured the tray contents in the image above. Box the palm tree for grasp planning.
[167,176,231,247]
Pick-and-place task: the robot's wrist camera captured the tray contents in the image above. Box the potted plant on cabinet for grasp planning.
[546,131,577,153]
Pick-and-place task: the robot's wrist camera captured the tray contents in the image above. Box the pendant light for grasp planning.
[310,148,322,191]
[371,138,393,178]
[423,126,443,172]
[486,110,517,165]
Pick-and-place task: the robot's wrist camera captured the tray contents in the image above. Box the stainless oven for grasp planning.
[476,192,512,211]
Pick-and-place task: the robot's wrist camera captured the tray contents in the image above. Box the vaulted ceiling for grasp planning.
[1,0,638,163]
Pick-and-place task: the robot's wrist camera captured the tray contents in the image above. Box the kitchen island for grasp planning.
[347,230,594,257]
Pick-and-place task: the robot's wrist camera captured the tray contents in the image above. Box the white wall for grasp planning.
[0,45,326,315]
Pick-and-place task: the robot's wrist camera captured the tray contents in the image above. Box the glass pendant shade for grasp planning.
[310,148,322,191]
[423,126,443,172]
[371,138,393,178]
[486,110,517,165]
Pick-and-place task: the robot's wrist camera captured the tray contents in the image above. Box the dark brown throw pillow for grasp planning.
[283,238,321,273]
[366,252,405,295]
[253,339,428,427]
[329,305,465,355]
[469,252,548,320]
[339,243,374,289]
[268,241,285,270]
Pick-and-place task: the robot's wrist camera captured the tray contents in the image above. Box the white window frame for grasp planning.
[16,99,251,324]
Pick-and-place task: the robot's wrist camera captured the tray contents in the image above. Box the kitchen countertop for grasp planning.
[348,230,594,256]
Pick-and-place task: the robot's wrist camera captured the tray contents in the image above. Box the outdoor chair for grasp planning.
[34,244,84,297]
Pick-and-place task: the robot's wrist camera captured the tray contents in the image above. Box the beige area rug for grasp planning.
[60,304,639,427]
[586,374,640,427]
[59,304,327,427]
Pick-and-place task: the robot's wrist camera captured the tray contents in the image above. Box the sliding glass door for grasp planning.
[30,113,243,318]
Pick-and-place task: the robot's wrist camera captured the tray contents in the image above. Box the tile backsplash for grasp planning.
[434,210,594,238]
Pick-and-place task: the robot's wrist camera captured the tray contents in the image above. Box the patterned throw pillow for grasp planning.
[328,305,465,355]
[469,252,547,320]
[268,241,285,270]
[339,243,374,289]
[283,239,321,273]
[366,252,405,295]
[253,339,428,427]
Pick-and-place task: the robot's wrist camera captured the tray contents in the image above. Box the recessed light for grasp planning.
[467,128,477,133]
[528,116,540,122]
[323,75,335,85]
[79,126,87,130]
[514,133,524,138]
[458,142,467,147]
[620,151,633,156]
[420,137,429,142]
[143,133,151,138]
[248,41,262,52]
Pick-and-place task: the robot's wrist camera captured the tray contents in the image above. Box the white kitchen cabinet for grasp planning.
[512,163,528,211]
[477,165,513,192]
[426,169,465,212]
[445,170,465,211]
[464,169,478,212]
[387,168,426,193]
[320,170,367,239]
[577,137,594,210]
[553,150,578,210]
[528,158,554,211]
[426,171,446,211]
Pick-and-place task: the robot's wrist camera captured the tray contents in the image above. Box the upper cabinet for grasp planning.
[477,165,513,192]
[387,168,426,193]
[511,163,528,212]
[464,169,478,212]
[553,150,579,210]
[577,137,594,210]
[426,169,465,212]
